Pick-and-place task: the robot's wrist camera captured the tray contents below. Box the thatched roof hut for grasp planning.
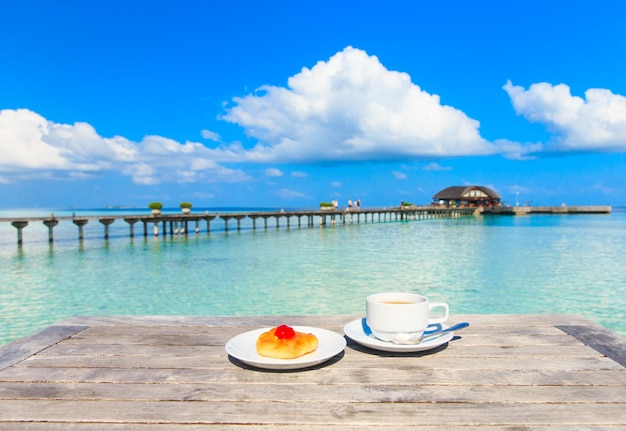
[432,186,501,207]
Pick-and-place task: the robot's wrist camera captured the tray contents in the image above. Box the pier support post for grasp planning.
[11,221,28,245]
[43,219,59,243]
[73,219,89,240]
[124,219,138,238]
[262,216,271,229]
[220,216,230,232]
[235,215,246,231]
[249,216,258,230]
[99,218,115,240]
[204,215,216,234]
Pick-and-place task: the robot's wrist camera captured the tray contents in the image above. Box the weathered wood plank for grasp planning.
[17,353,622,371]
[54,314,596,328]
[557,325,626,366]
[0,400,624,426]
[0,326,87,371]
[73,323,568,337]
[1,381,625,404]
[3,366,625,386]
[48,330,584,348]
[1,314,624,429]
[39,342,606,358]
[0,425,624,431]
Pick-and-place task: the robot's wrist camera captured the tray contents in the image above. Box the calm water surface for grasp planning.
[1,207,625,346]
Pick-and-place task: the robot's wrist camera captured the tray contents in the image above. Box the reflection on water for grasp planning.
[1,208,625,346]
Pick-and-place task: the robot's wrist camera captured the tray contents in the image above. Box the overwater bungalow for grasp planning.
[432,185,501,207]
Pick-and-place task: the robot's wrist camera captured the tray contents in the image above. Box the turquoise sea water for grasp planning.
[1,207,625,346]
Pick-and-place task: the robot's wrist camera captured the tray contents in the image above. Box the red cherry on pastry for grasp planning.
[275,324,296,339]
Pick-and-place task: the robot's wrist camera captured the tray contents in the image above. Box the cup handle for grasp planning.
[428,302,449,324]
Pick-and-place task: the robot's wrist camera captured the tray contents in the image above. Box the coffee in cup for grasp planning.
[365,292,449,343]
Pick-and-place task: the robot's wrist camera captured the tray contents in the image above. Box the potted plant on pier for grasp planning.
[319,202,334,211]
[149,202,163,215]
[180,202,192,214]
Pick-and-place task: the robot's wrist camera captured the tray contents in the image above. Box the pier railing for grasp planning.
[0,206,477,245]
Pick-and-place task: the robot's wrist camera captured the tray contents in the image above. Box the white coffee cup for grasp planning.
[365,292,449,343]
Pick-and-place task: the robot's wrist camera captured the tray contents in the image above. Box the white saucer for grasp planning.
[225,326,347,370]
[343,318,454,353]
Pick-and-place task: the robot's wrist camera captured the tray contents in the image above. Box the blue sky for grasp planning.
[1,1,625,209]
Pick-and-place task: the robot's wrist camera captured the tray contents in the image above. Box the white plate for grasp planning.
[343,318,454,353]
[225,326,347,370]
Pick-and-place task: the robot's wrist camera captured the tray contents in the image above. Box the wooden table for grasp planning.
[0,314,625,429]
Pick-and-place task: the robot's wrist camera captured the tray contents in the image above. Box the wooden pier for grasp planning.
[482,205,612,215]
[1,205,612,245]
[0,206,477,245]
[0,314,624,428]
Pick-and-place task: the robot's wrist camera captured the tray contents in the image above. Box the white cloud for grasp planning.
[331,181,342,187]
[291,171,308,177]
[221,46,499,162]
[7,49,626,190]
[491,138,543,160]
[504,80,626,152]
[277,188,308,199]
[123,163,159,185]
[590,183,613,194]
[265,168,283,177]
[201,129,221,141]
[422,162,453,171]
[0,109,102,171]
[0,108,250,185]
[68,171,96,179]
[392,171,407,179]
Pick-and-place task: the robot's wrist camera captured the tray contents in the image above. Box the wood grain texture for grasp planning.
[556,324,626,367]
[0,325,87,371]
[0,314,624,429]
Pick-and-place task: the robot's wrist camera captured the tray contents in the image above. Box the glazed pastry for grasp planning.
[256,325,319,359]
